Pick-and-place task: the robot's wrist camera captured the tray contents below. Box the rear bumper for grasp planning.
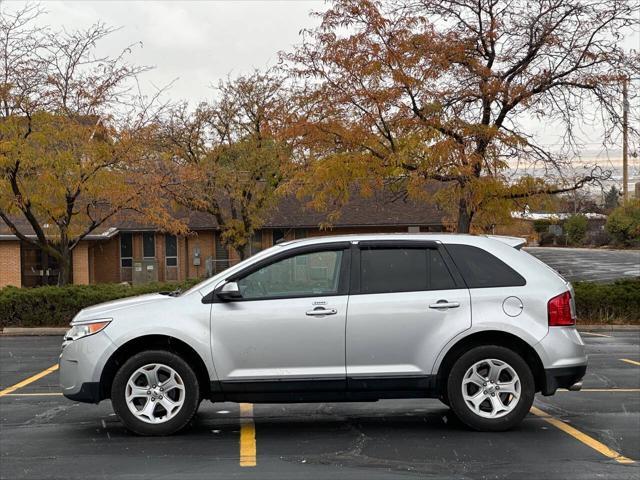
[541,365,587,396]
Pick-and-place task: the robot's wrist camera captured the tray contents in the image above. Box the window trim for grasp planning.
[350,242,466,295]
[203,242,352,303]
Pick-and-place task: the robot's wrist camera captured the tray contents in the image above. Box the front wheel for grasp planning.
[111,350,200,435]
[447,345,534,431]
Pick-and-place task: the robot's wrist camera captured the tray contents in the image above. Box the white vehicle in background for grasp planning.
[59,234,586,435]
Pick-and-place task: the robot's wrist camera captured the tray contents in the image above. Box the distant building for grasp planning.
[0,193,446,287]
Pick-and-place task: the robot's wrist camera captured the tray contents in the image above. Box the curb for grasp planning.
[0,327,68,336]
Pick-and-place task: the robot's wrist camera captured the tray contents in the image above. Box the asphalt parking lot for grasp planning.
[1,332,639,480]
[525,247,640,283]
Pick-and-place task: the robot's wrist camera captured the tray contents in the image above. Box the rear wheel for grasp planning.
[111,350,200,435]
[447,345,534,431]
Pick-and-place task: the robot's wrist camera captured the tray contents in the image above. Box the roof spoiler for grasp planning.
[485,235,527,250]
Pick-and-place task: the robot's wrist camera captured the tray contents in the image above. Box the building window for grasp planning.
[294,229,308,239]
[143,232,155,258]
[165,235,178,267]
[250,231,263,256]
[120,233,133,267]
[272,229,286,245]
[214,234,229,274]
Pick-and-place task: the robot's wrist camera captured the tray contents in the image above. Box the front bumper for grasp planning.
[63,382,101,403]
[59,330,116,403]
[541,365,587,396]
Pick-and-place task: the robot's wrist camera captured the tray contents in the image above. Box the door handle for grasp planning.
[429,300,460,310]
[306,307,337,316]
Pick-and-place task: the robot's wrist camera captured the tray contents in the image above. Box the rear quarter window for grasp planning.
[445,244,526,288]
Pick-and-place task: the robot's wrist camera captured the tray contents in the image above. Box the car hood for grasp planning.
[72,293,171,323]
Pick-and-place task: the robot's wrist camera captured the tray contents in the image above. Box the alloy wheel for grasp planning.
[125,363,186,424]
[461,358,521,419]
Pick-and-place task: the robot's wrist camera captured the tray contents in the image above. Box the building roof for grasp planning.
[0,189,445,240]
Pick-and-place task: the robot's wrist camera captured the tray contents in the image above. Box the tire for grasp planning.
[111,350,200,436]
[447,345,534,432]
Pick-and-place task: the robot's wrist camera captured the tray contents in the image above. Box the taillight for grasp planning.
[548,291,575,326]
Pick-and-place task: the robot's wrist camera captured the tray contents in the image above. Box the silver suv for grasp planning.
[59,234,587,435]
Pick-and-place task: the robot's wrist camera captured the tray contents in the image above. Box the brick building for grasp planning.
[0,193,446,288]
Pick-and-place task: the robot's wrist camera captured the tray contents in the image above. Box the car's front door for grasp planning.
[209,243,350,395]
[346,241,471,392]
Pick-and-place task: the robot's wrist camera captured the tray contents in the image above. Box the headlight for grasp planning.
[65,319,111,341]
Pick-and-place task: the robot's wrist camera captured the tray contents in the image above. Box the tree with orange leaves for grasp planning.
[0,5,178,285]
[286,0,638,232]
[159,71,294,260]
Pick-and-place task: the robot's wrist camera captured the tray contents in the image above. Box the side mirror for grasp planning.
[215,281,242,301]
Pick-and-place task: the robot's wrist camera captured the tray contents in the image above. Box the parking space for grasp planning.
[1,332,639,480]
[525,247,640,283]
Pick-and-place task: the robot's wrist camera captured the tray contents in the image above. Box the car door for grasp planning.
[208,243,350,394]
[346,241,471,392]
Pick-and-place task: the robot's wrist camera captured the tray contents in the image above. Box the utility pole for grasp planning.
[622,76,629,201]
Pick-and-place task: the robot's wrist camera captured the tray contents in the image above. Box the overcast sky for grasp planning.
[8,0,640,175]
[32,0,325,104]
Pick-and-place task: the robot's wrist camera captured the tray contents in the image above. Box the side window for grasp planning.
[360,247,457,294]
[360,248,427,294]
[237,250,343,300]
[446,244,526,288]
[429,249,457,290]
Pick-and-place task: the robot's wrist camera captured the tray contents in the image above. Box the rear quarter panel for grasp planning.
[431,238,569,374]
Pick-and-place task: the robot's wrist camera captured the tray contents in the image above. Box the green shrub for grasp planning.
[533,219,551,234]
[564,214,588,246]
[606,200,640,246]
[539,232,557,246]
[0,280,200,329]
[573,279,640,324]
[1,278,638,328]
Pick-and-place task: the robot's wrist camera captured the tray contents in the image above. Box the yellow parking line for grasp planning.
[239,403,256,467]
[530,406,634,464]
[580,332,611,338]
[0,364,59,397]
[620,359,640,367]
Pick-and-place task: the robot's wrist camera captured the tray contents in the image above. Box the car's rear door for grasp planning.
[345,241,471,392]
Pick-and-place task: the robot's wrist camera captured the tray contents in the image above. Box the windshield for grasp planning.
[181,245,282,296]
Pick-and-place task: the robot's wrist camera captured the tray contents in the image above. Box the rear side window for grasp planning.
[360,248,456,294]
[446,244,526,288]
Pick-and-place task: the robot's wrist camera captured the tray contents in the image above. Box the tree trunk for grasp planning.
[57,249,72,286]
[235,246,247,261]
[456,197,473,233]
